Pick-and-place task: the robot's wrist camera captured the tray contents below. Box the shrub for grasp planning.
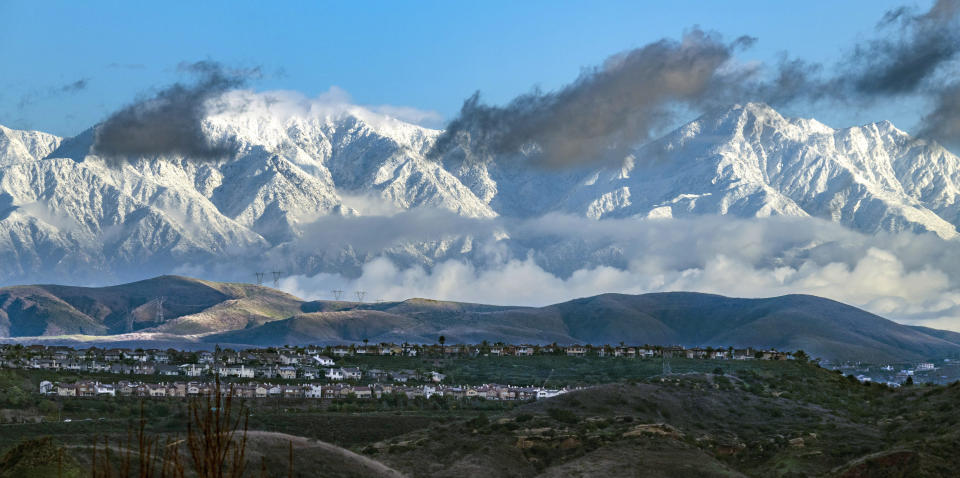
[515,413,533,422]
[467,413,489,428]
[546,408,579,424]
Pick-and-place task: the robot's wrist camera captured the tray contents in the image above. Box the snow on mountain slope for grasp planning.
[552,103,960,238]
[1,97,960,284]
[0,125,62,166]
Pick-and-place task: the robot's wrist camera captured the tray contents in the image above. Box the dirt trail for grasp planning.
[245,430,407,477]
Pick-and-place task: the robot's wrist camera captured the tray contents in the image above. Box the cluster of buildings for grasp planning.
[0,342,793,381]
[40,379,567,402]
[3,342,803,402]
[2,344,364,381]
[840,361,948,386]
[4,343,798,401]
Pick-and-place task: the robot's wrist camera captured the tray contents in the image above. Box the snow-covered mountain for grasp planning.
[1,96,959,284]
[560,103,960,239]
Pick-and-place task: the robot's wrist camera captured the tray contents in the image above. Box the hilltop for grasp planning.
[2,276,960,362]
[0,275,302,337]
[3,100,960,286]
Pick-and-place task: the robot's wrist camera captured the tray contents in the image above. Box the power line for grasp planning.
[271,270,282,288]
[542,369,554,388]
[331,289,343,300]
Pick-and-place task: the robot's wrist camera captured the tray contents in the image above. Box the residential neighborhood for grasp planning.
[0,342,798,382]
[39,379,566,402]
[0,342,812,402]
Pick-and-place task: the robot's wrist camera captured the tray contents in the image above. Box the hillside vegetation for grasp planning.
[3,276,960,361]
[370,361,960,477]
[4,360,960,476]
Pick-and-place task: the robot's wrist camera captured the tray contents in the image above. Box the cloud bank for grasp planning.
[269,214,960,332]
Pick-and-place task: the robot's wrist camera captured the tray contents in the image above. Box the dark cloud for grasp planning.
[846,0,959,96]
[430,30,757,167]
[58,79,88,93]
[919,82,960,148]
[432,1,960,167]
[16,78,90,109]
[92,61,261,161]
[833,0,960,147]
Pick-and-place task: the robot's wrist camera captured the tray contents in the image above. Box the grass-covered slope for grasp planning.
[0,275,301,336]
[3,276,960,361]
[208,292,960,361]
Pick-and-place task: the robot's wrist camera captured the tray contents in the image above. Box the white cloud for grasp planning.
[274,215,960,332]
[370,105,444,128]
[209,87,443,128]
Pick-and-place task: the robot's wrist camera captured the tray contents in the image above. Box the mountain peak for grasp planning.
[4,96,960,284]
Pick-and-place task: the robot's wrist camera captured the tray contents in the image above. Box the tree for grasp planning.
[91,378,253,478]
[905,376,914,386]
[793,350,809,363]
[438,336,446,349]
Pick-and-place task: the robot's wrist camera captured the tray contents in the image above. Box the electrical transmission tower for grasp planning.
[155,296,165,323]
[355,290,366,302]
[254,272,265,286]
[331,289,344,300]
[271,271,282,288]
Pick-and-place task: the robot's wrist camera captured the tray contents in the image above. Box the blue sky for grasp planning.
[0,0,924,136]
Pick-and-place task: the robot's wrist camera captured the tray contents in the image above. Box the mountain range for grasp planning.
[2,275,960,362]
[2,96,960,284]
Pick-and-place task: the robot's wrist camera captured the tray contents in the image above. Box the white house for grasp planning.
[312,355,335,367]
[536,389,565,399]
[219,364,254,379]
[279,354,300,365]
[180,364,204,377]
[304,384,323,398]
[96,383,116,396]
[325,368,345,381]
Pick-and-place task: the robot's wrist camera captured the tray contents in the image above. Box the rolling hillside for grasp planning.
[1,276,959,361]
[208,292,960,362]
[0,275,302,337]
